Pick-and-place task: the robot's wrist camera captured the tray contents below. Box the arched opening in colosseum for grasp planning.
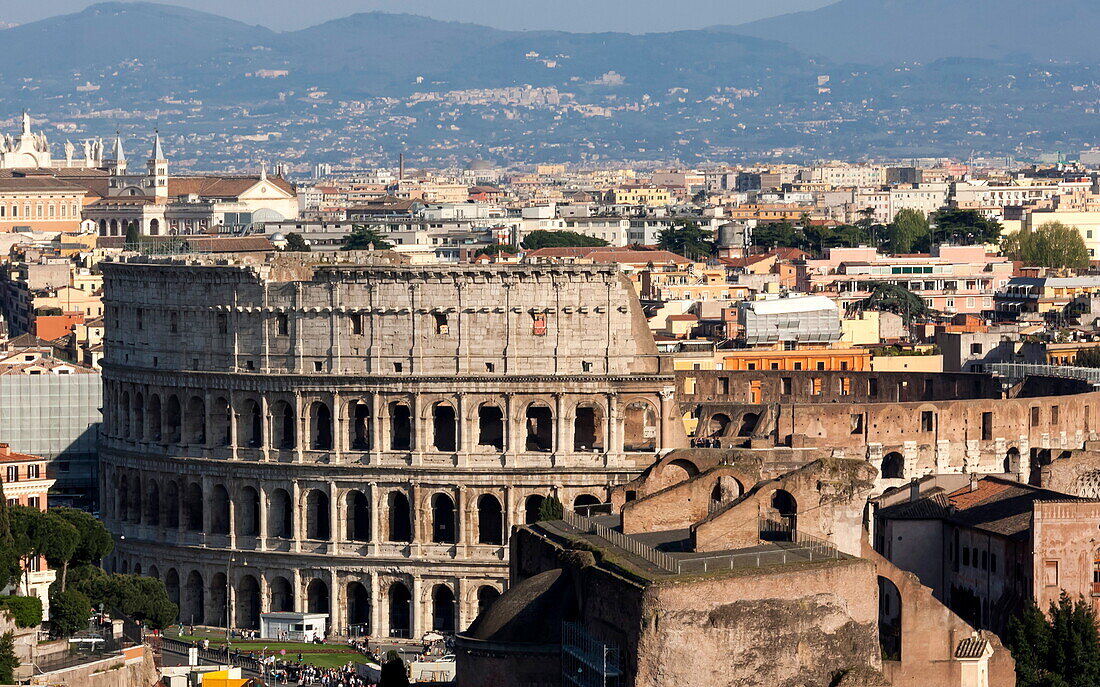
[307,578,330,615]
[525,404,553,452]
[387,492,412,542]
[658,459,700,489]
[477,495,503,545]
[348,400,370,450]
[388,582,412,638]
[271,401,295,450]
[737,412,760,437]
[121,560,129,574]
[623,401,658,452]
[270,488,293,538]
[431,493,457,544]
[878,576,902,661]
[148,565,160,580]
[310,402,333,451]
[239,487,260,537]
[432,584,456,633]
[146,395,163,442]
[129,475,142,523]
[390,402,413,451]
[573,405,604,452]
[164,481,180,528]
[165,569,180,611]
[134,563,142,575]
[211,397,231,447]
[243,399,262,448]
[880,453,905,480]
[184,396,206,445]
[573,494,602,516]
[144,480,160,526]
[1004,448,1021,474]
[210,485,230,535]
[120,390,131,438]
[477,405,505,451]
[305,490,331,540]
[183,570,205,625]
[432,403,458,452]
[765,490,798,540]
[524,495,545,524]
[110,219,118,235]
[208,572,228,627]
[270,576,293,612]
[711,476,743,507]
[132,392,144,440]
[164,395,181,444]
[275,313,289,337]
[477,586,500,617]
[707,413,731,438]
[237,575,261,630]
[117,474,129,521]
[346,491,370,542]
[99,219,107,236]
[1030,449,1052,486]
[348,582,371,633]
[184,483,204,531]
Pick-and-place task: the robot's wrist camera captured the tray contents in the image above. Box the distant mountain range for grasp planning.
[720,0,1100,64]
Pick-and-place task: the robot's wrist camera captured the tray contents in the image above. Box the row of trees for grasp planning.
[1008,593,1100,687]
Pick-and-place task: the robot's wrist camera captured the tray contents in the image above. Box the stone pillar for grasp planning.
[203,391,214,450]
[504,393,518,463]
[607,393,621,457]
[370,571,382,638]
[332,391,343,464]
[228,391,239,461]
[226,571,237,629]
[292,568,302,612]
[456,486,466,551]
[456,392,469,466]
[329,481,340,548]
[455,577,468,632]
[294,392,304,464]
[368,392,381,463]
[411,483,422,555]
[502,485,513,544]
[368,482,379,555]
[260,395,270,462]
[411,575,422,640]
[228,494,237,549]
[328,569,341,635]
[259,572,270,613]
[258,484,269,552]
[292,482,302,553]
[659,387,676,450]
[412,395,424,464]
[201,475,213,541]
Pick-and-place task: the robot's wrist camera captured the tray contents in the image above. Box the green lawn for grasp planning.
[167,632,373,669]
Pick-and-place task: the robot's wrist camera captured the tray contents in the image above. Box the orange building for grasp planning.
[0,174,89,233]
[721,344,871,372]
[0,443,56,619]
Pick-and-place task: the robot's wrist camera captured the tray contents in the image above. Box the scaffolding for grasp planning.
[562,622,622,687]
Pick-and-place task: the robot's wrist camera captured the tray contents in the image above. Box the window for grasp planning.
[217,314,228,334]
[991,553,997,574]
[532,314,547,336]
[812,379,822,396]
[276,313,289,336]
[981,412,992,440]
[393,362,403,373]
[313,361,323,372]
[1052,406,1059,424]
[433,313,449,335]
[794,362,802,371]
[981,550,988,570]
[27,464,39,478]
[245,360,255,370]
[781,378,792,395]
[1030,407,1040,427]
[485,362,494,373]
[840,361,849,371]
[1044,560,1059,587]
[850,413,864,435]
[841,378,851,396]
[963,547,970,566]
[816,361,825,371]
[4,467,16,482]
[783,341,796,351]
[350,313,363,335]
[582,361,593,372]
[136,308,144,330]
[170,311,178,333]
[27,496,39,509]
[921,410,935,432]
[869,378,879,396]
[971,343,983,355]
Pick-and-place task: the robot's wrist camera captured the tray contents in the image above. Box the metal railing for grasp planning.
[561,511,678,573]
[989,362,1100,385]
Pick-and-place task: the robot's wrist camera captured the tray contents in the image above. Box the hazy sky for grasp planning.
[0,0,835,33]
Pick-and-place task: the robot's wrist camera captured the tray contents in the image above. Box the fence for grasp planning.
[988,363,1100,385]
[559,511,841,576]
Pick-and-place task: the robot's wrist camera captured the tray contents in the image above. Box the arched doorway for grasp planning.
[431,493,456,544]
[305,490,331,540]
[310,402,333,450]
[762,489,797,541]
[524,404,553,452]
[708,413,731,438]
[389,582,412,638]
[878,576,902,661]
[572,494,602,517]
[431,585,456,633]
[237,575,261,630]
[1004,448,1021,474]
[524,495,545,524]
[269,576,293,613]
[477,405,504,451]
[432,403,457,452]
[347,582,370,635]
[623,401,658,452]
[306,579,329,615]
[165,569,181,611]
[388,492,412,542]
[346,491,370,542]
[880,452,904,480]
[269,488,293,539]
[238,487,260,537]
[476,586,500,617]
[210,485,230,535]
[183,570,205,625]
[477,495,503,545]
[184,483,203,531]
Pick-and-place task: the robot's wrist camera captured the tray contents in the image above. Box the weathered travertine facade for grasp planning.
[98,253,683,636]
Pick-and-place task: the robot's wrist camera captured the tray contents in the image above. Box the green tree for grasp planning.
[282,233,311,252]
[855,282,933,324]
[49,588,89,638]
[1074,348,1100,368]
[65,565,178,630]
[380,650,411,687]
[54,508,113,572]
[884,209,930,254]
[0,496,20,591]
[1008,593,1100,687]
[537,495,564,521]
[38,512,79,592]
[124,223,141,251]
[0,632,17,684]
[752,221,805,251]
[474,244,519,258]
[929,208,1002,246]
[343,226,394,251]
[0,596,42,628]
[521,230,608,250]
[1002,222,1089,270]
[656,220,714,260]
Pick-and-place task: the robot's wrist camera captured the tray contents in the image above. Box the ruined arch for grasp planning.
[165,568,181,611]
[242,399,263,448]
[388,582,412,638]
[573,493,602,516]
[163,480,180,529]
[572,403,605,452]
[306,578,330,615]
[237,574,261,630]
[477,494,503,545]
[347,400,371,451]
[390,401,413,451]
[208,572,228,627]
[432,402,457,452]
[346,490,370,542]
[238,486,260,537]
[524,494,545,524]
[209,484,230,535]
[1004,447,1021,474]
[270,400,295,450]
[432,584,456,633]
[707,413,731,438]
[477,404,505,451]
[737,412,760,437]
[144,479,161,526]
[878,576,902,661]
[623,400,658,452]
[305,489,331,540]
[347,581,370,632]
[657,458,700,489]
[183,570,205,625]
[269,576,293,612]
[524,403,554,452]
[476,586,500,617]
[211,396,231,447]
[880,452,905,480]
[431,492,457,544]
[309,401,333,451]
[387,491,412,542]
[269,488,293,539]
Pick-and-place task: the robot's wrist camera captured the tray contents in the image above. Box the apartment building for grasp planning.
[0,443,56,619]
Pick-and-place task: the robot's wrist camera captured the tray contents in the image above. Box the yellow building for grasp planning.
[720,344,871,372]
[0,175,89,233]
[609,185,672,207]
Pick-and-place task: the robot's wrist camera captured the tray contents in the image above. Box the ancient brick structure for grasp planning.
[97,253,684,635]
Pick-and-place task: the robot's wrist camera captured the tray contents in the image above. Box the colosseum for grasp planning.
[97,253,684,638]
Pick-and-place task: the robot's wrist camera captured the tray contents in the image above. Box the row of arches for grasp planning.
[112,474,601,545]
[108,388,661,455]
[142,565,500,635]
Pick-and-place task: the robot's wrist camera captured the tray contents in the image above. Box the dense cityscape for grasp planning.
[4,2,1100,687]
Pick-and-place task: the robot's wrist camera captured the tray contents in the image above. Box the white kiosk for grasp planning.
[260,612,329,642]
